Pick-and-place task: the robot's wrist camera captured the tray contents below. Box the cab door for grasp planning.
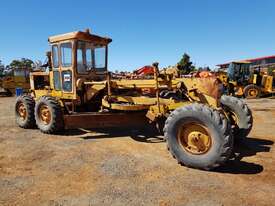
[59,41,75,99]
[51,44,62,96]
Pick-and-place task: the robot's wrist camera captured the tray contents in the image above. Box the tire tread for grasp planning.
[164,103,233,170]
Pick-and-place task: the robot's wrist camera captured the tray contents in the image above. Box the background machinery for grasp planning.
[15,29,253,170]
[218,61,275,98]
[0,67,30,96]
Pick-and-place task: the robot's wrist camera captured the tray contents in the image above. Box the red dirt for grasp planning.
[0,97,274,206]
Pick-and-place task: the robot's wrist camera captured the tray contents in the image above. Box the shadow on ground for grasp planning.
[62,127,165,143]
[215,137,274,174]
[61,128,273,174]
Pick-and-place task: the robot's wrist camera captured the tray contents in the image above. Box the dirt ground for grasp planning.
[0,97,274,206]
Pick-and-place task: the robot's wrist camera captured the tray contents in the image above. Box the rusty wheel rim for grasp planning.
[17,102,27,120]
[177,123,212,155]
[248,88,258,98]
[39,104,51,125]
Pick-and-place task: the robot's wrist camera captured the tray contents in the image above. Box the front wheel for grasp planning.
[164,103,233,170]
[35,96,64,134]
[243,84,261,99]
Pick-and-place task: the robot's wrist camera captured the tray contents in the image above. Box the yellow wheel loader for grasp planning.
[218,61,275,98]
[15,29,253,170]
[0,68,30,96]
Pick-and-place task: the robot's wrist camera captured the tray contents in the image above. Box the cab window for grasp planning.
[61,42,72,67]
[76,41,106,74]
[77,41,86,73]
[52,45,59,68]
[86,48,93,68]
[94,47,106,69]
[53,71,61,90]
[14,69,27,77]
[62,70,72,92]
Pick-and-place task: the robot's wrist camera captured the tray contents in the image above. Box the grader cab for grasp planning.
[15,29,253,170]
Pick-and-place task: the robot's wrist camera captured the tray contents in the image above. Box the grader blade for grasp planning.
[64,112,149,129]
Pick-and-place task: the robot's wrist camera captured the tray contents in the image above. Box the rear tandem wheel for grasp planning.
[15,94,36,128]
[35,96,64,134]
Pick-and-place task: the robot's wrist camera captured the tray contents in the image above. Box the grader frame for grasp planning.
[15,29,254,170]
[29,29,219,128]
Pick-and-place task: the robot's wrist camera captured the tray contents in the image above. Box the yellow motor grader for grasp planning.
[15,29,253,170]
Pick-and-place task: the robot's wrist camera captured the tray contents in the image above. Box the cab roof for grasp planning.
[231,61,251,64]
[48,29,112,45]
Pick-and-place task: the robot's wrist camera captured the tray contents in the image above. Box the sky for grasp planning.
[0,0,275,71]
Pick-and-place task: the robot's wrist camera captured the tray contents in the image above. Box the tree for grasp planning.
[177,53,196,74]
[0,60,4,76]
[9,58,33,69]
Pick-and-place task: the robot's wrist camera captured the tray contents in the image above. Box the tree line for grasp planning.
[0,53,211,76]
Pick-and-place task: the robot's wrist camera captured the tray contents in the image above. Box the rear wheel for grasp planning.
[243,84,260,98]
[164,103,233,170]
[221,95,253,140]
[15,95,36,128]
[35,96,64,134]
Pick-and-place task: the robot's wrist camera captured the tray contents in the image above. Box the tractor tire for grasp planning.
[15,95,36,128]
[221,95,253,140]
[164,103,233,170]
[35,96,64,134]
[243,84,261,99]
